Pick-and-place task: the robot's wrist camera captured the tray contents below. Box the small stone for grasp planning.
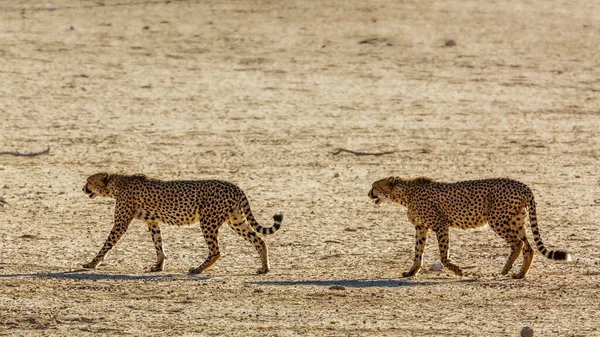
[521,326,534,337]
[444,39,456,47]
[429,263,444,271]
[254,288,264,293]
[329,285,345,291]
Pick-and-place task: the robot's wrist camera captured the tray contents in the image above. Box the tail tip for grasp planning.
[552,250,571,261]
[273,213,283,223]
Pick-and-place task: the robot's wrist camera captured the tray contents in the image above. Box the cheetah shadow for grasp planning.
[247,278,475,288]
[0,269,212,281]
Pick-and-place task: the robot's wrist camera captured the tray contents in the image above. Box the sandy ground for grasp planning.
[1,0,599,336]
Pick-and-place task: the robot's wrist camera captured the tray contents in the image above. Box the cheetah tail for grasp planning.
[241,198,283,235]
[528,196,571,261]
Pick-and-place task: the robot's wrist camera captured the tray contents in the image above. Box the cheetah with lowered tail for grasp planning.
[368,177,570,279]
[82,173,283,274]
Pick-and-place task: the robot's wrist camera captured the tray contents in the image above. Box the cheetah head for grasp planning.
[368,176,398,205]
[83,172,111,199]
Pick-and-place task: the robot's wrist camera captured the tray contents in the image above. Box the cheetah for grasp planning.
[368,176,570,279]
[82,173,283,274]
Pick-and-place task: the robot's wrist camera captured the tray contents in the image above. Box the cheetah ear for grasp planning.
[386,176,396,185]
[101,173,109,186]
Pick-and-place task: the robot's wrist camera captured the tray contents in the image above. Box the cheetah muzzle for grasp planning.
[82,185,95,198]
[368,188,381,204]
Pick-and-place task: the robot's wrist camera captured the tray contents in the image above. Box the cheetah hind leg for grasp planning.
[189,223,221,274]
[512,225,535,279]
[501,240,523,276]
[487,208,522,277]
[493,209,529,277]
[227,212,270,274]
[496,212,526,275]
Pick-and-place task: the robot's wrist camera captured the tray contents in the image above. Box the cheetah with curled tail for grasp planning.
[368,177,570,279]
[82,173,283,274]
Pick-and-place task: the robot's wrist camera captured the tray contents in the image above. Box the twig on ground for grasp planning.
[331,148,396,156]
[0,147,50,157]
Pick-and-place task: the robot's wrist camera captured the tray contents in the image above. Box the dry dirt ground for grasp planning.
[1,0,599,336]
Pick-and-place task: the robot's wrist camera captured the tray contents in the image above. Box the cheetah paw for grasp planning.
[188,267,203,274]
[150,264,164,272]
[257,267,270,274]
[511,273,526,279]
[82,262,96,269]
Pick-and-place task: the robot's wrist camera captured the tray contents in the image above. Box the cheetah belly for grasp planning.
[439,194,488,229]
[136,208,201,226]
[449,215,487,229]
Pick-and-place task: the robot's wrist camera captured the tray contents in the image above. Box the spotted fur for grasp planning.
[368,176,570,279]
[82,173,283,274]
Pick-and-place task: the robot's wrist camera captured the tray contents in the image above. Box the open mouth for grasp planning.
[83,186,95,198]
[368,189,380,204]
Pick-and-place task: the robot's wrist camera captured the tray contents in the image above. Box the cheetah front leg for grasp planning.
[434,227,463,277]
[146,221,166,272]
[83,214,132,269]
[402,225,428,278]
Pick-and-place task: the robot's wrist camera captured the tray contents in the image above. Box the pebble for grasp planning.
[444,39,457,47]
[521,326,534,337]
[429,263,444,271]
